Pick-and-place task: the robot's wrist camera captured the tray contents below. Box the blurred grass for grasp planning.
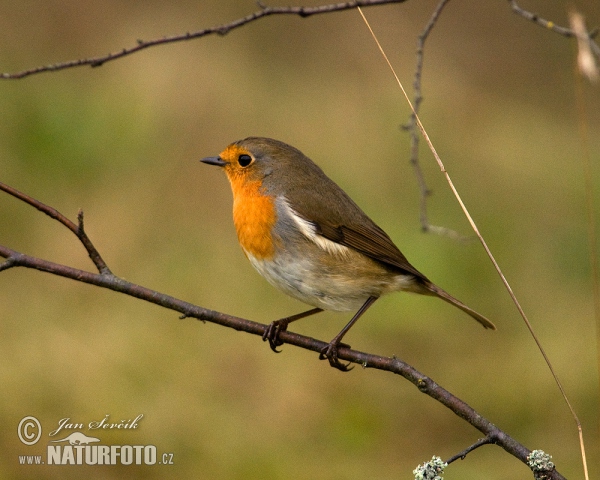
[1,0,599,478]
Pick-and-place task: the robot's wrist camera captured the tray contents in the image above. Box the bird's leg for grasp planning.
[319,296,378,372]
[263,307,323,352]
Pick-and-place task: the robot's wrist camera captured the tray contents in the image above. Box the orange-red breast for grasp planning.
[202,137,495,370]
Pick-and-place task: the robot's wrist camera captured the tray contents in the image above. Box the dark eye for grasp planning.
[238,154,252,167]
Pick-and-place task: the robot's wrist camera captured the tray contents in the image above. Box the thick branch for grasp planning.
[0,183,566,480]
[0,0,407,79]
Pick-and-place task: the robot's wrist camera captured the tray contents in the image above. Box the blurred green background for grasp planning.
[1,0,599,478]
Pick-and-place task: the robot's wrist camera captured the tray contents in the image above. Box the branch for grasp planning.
[509,0,600,59]
[0,182,111,274]
[404,0,471,241]
[445,436,494,464]
[404,0,599,240]
[0,182,567,480]
[0,0,408,80]
[405,0,446,232]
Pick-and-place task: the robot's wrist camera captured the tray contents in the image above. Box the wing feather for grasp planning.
[313,219,429,281]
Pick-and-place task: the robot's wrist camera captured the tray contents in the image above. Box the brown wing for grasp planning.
[272,149,429,282]
[313,219,430,282]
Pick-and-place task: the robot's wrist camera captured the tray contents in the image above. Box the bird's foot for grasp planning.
[319,341,353,372]
[262,319,289,353]
[262,308,324,353]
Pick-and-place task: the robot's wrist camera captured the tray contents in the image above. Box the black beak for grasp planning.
[201,156,226,167]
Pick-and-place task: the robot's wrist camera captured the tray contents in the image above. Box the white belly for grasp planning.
[245,250,416,312]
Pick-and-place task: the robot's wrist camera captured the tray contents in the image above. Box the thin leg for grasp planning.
[263,307,323,352]
[319,296,378,372]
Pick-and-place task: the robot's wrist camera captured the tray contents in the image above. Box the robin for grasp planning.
[201,137,495,371]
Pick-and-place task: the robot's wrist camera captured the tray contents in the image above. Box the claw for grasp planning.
[262,320,288,353]
[316,296,377,371]
[261,308,324,355]
[319,342,353,372]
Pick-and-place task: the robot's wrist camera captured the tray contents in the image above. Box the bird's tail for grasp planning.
[425,282,496,330]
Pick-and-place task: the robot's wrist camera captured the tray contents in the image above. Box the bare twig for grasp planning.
[0,0,407,80]
[406,0,447,232]
[509,0,600,59]
[445,436,494,464]
[0,181,111,274]
[404,0,470,241]
[0,183,567,479]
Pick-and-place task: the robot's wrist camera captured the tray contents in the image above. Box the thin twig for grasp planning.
[0,0,407,80]
[445,436,494,464]
[509,0,600,59]
[406,0,460,238]
[404,0,470,240]
[0,181,111,274]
